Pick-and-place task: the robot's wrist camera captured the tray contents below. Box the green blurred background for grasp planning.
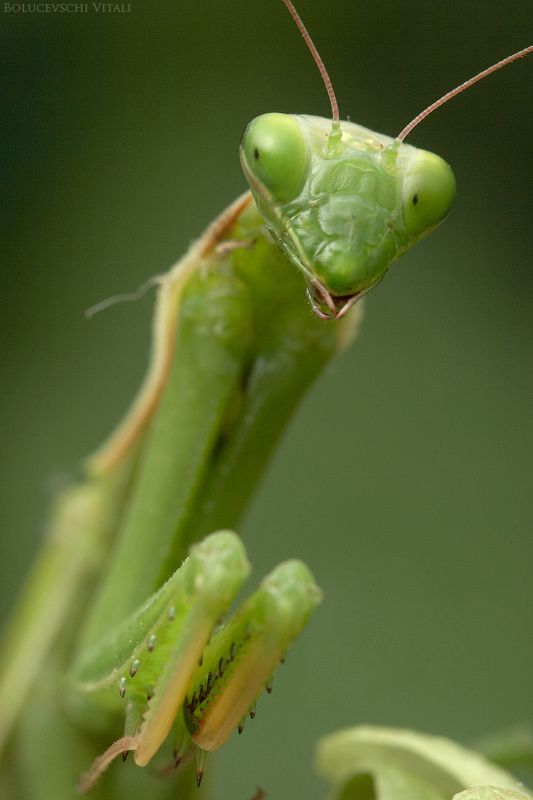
[1,1,532,797]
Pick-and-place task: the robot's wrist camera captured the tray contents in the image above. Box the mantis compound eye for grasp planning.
[401,150,457,239]
[240,113,309,204]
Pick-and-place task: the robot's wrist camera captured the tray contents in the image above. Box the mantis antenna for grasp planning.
[280,0,340,129]
[398,45,533,141]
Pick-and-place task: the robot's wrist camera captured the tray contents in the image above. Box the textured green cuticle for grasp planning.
[241,114,456,297]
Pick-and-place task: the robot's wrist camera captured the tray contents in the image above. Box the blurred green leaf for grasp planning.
[316,726,528,800]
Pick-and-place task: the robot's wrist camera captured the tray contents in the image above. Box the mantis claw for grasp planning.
[195,748,208,787]
[307,289,333,320]
[335,291,366,320]
[77,736,139,794]
[308,277,337,317]
[307,279,364,321]
[73,535,321,791]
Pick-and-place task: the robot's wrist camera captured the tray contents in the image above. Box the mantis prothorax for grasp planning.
[0,2,530,799]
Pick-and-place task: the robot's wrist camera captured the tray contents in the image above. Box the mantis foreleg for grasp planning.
[73,533,321,793]
[0,193,359,798]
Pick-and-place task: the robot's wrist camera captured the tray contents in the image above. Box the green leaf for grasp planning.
[316,726,530,800]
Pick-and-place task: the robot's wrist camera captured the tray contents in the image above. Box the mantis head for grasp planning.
[240,112,456,318]
[240,0,531,320]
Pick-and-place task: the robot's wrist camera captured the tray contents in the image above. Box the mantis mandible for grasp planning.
[0,2,530,798]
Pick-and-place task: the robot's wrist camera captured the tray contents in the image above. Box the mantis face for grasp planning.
[240,112,456,318]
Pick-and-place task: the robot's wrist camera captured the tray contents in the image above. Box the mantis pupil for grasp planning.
[253,147,260,161]
[413,194,419,205]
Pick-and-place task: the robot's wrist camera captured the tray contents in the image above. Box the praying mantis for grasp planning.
[0,1,531,798]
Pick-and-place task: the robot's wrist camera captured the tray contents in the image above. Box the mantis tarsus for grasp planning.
[0,1,530,798]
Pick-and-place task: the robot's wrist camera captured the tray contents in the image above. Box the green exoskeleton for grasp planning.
[0,1,530,798]
[241,1,531,319]
[0,192,351,799]
[241,111,456,317]
[74,532,321,792]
